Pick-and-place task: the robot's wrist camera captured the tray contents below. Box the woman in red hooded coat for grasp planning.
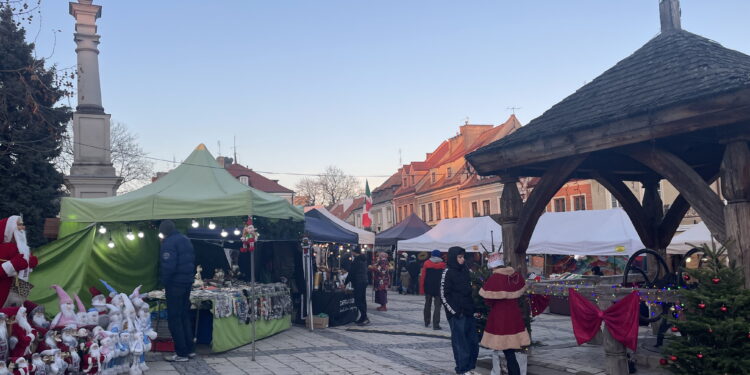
[479,252,529,375]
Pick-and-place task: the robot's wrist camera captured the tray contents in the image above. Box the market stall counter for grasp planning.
[311,289,357,326]
[149,281,292,353]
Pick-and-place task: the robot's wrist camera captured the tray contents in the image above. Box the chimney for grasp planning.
[659,0,681,33]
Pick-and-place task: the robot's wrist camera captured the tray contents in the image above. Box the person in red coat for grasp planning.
[419,249,446,330]
[0,216,38,308]
[479,252,530,375]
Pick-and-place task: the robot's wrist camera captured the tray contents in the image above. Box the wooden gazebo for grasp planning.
[466,0,750,287]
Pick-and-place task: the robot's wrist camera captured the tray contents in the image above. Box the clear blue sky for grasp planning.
[28,0,750,190]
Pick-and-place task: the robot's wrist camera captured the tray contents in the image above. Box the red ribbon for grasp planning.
[568,288,640,351]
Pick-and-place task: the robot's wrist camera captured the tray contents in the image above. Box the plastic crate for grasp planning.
[151,338,174,352]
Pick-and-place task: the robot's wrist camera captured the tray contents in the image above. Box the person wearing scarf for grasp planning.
[371,252,392,311]
[440,246,478,375]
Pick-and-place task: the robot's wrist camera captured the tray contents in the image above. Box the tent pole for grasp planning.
[251,248,256,361]
[305,249,314,332]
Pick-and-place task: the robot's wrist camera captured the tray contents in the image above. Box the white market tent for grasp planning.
[526,208,644,256]
[317,207,375,245]
[397,216,502,253]
[667,222,720,254]
[398,209,645,256]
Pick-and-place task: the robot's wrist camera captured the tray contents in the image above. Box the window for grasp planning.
[356,214,361,227]
[482,200,491,216]
[471,201,479,217]
[398,206,403,222]
[435,201,441,220]
[452,198,458,218]
[411,176,415,184]
[554,197,566,212]
[386,207,393,223]
[239,176,249,186]
[573,195,586,211]
[610,193,622,208]
[403,178,408,186]
[410,204,414,215]
[431,172,436,183]
[443,200,449,219]
[421,205,426,220]
[447,167,452,178]
[377,211,382,225]
[428,203,434,221]
[498,197,503,215]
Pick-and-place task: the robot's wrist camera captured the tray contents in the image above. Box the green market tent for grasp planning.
[30,144,303,315]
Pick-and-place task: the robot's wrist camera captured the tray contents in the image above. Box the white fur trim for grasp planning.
[4,216,19,243]
[1,261,17,277]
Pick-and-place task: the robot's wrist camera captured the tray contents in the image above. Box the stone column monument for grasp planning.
[64,0,122,198]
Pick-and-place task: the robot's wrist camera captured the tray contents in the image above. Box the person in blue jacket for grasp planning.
[159,220,196,362]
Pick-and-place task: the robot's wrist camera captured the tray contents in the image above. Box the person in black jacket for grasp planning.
[159,220,196,362]
[440,246,478,375]
[345,247,370,325]
[407,255,420,294]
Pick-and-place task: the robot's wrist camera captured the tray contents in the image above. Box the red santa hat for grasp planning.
[89,287,102,297]
[51,285,73,305]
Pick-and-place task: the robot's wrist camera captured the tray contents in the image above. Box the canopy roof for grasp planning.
[315,207,375,245]
[375,213,431,246]
[398,216,502,253]
[526,209,645,256]
[667,222,721,254]
[60,144,304,223]
[304,208,358,244]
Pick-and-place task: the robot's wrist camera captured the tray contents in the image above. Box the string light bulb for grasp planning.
[191,220,199,228]
[233,228,241,236]
[98,225,107,234]
[107,238,115,249]
[208,221,216,230]
[220,229,228,238]
[126,229,135,241]
[137,231,144,238]
[158,233,164,239]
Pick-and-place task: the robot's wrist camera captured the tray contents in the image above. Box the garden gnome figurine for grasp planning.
[49,286,77,329]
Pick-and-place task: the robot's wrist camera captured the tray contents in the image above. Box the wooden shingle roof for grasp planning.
[468,30,750,172]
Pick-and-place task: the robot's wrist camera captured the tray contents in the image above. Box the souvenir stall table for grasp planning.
[303,209,361,327]
[148,282,292,353]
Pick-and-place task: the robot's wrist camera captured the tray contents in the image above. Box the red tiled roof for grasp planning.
[224,164,294,193]
[340,197,366,220]
[373,172,401,193]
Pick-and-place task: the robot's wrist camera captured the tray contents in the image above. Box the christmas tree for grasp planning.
[664,242,750,374]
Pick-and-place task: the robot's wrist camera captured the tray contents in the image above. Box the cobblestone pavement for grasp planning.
[145,292,669,375]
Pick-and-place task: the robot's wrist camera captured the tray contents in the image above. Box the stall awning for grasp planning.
[526,208,644,256]
[59,144,304,223]
[667,222,721,254]
[397,216,502,253]
[375,213,431,247]
[304,209,359,244]
[314,207,375,245]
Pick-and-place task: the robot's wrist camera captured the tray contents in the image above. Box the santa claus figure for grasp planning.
[30,353,46,375]
[12,357,30,375]
[49,286,77,329]
[0,361,8,375]
[73,295,89,328]
[240,218,256,253]
[0,312,8,363]
[30,306,49,333]
[0,216,38,307]
[36,330,59,354]
[81,342,103,375]
[9,306,36,358]
[128,286,145,311]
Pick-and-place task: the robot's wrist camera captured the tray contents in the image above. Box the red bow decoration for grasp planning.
[568,288,640,351]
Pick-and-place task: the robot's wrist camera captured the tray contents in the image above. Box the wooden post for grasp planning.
[597,287,629,375]
[499,177,526,276]
[721,140,750,288]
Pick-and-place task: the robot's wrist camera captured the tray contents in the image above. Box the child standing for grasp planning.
[479,252,530,375]
[440,246,479,375]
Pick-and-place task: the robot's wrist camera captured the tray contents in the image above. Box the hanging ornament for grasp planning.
[671,326,679,332]
[659,358,668,366]
[682,274,690,281]
[696,353,703,359]
[712,277,721,284]
[670,355,678,362]
[707,327,713,333]
[241,217,256,253]
[720,305,728,312]
[698,302,706,309]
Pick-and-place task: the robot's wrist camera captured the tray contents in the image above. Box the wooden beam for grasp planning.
[657,170,720,248]
[623,144,726,243]
[592,171,654,247]
[498,178,526,275]
[467,88,750,175]
[516,155,588,254]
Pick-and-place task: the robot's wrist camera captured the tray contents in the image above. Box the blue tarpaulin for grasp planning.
[304,209,359,244]
[375,213,431,246]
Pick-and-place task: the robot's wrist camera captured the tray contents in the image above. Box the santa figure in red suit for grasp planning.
[8,306,37,359]
[0,216,38,308]
[81,342,104,375]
